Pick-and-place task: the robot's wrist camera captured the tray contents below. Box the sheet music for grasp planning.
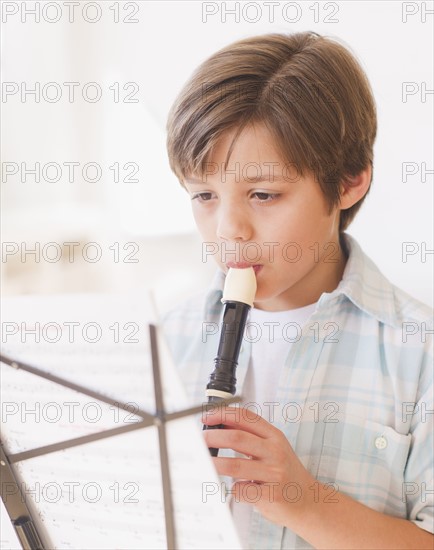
[0,293,241,549]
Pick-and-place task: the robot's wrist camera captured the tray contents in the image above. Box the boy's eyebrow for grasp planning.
[184,175,289,184]
[183,178,207,184]
[244,175,288,183]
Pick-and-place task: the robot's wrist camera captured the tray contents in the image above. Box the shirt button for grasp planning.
[375,436,387,450]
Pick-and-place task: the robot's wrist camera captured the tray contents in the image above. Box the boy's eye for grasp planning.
[251,192,279,202]
[191,192,214,202]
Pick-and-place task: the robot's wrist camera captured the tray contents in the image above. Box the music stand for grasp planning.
[0,325,238,550]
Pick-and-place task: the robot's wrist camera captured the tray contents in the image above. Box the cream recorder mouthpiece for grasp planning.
[222,267,257,307]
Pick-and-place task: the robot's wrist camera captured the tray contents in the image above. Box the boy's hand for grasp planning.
[202,405,315,527]
[202,409,434,549]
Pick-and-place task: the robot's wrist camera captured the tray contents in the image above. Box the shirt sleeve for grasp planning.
[405,345,434,534]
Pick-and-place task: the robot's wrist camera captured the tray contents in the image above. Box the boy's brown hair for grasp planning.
[166,32,377,232]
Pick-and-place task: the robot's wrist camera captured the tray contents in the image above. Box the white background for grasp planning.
[1,0,433,310]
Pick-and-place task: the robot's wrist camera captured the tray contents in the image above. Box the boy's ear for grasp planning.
[339,165,372,210]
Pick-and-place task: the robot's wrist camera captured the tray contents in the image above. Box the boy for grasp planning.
[163,32,433,549]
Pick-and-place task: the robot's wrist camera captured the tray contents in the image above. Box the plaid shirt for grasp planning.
[162,233,433,549]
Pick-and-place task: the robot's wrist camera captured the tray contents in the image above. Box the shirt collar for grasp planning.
[319,233,399,327]
[202,270,225,321]
[203,233,399,327]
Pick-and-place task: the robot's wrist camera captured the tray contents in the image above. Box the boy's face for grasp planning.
[184,123,346,311]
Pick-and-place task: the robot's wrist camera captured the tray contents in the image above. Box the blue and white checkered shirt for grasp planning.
[162,233,433,549]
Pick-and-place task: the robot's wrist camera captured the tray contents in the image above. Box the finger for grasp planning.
[231,480,296,507]
[230,481,273,505]
[202,406,279,439]
[213,456,271,482]
[203,428,265,459]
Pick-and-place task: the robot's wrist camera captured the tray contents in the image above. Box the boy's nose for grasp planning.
[216,204,252,243]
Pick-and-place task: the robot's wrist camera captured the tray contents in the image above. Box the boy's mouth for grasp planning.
[226,262,263,275]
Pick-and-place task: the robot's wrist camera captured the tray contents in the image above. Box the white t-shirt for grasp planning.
[241,302,317,408]
[232,302,317,545]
